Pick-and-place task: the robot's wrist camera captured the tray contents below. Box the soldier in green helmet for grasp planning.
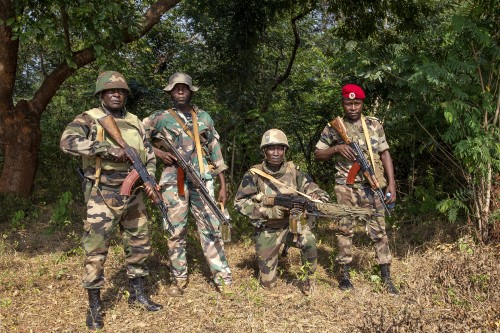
[143,72,233,296]
[233,129,331,296]
[60,71,163,330]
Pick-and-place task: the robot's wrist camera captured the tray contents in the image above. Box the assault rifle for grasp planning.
[263,194,377,222]
[159,135,232,229]
[328,116,391,216]
[262,193,376,257]
[97,115,175,235]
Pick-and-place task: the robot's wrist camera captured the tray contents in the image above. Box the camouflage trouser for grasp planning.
[161,180,232,286]
[255,225,317,288]
[334,184,392,265]
[82,186,151,289]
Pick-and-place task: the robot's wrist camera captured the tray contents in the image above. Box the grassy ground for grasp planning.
[0,206,499,333]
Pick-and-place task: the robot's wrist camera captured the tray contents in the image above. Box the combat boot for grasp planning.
[338,264,354,291]
[167,278,187,297]
[380,264,399,295]
[86,289,104,330]
[301,276,315,296]
[128,277,163,311]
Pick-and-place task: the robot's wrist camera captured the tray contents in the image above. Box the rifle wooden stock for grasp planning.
[328,116,391,216]
[96,115,175,234]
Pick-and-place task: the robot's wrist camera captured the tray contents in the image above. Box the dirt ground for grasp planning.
[1,217,499,333]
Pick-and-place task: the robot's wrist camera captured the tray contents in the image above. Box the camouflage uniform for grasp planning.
[234,161,330,288]
[60,107,156,289]
[144,106,232,286]
[316,115,392,265]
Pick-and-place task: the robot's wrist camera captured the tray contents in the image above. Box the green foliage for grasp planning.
[0,194,38,229]
[436,189,470,223]
[49,191,73,231]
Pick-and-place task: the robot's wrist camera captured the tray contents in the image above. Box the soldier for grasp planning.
[314,83,399,294]
[143,72,232,296]
[234,129,330,295]
[60,71,162,330]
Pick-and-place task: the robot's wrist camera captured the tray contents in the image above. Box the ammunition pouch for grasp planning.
[288,209,307,234]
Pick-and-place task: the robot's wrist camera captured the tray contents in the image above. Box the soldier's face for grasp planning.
[342,99,363,121]
[264,145,286,166]
[171,83,192,109]
[101,89,127,110]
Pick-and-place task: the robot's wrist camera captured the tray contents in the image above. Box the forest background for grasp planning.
[0,0,499,332]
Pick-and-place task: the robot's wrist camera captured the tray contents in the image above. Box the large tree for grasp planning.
[0,0,181,197]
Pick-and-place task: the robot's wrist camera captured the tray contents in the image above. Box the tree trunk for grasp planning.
[0,100,41,197]
[0,0,181,197]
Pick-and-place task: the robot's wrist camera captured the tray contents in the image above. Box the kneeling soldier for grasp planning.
[234,129,330,295]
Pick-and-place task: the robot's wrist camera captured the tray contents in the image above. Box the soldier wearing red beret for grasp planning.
[314,83,399,295]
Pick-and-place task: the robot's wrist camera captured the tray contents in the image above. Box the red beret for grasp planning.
[341,84,365,100]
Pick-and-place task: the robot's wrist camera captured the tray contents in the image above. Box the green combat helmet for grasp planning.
[260,129,289,149]
[94,71,131,96]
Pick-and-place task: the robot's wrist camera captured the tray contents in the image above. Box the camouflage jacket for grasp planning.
[315,115,389,186]
[234,161,330,228]
[143,106,228,186]
[60,107,156,186]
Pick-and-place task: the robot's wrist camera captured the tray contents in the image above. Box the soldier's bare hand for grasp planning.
[218,187,227,205]
[336,144,357,161]
[143,182,160,201]
[107,147,128,162]
[157,150,177,165]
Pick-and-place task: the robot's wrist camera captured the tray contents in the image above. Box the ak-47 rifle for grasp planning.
[97,115,175,235]
[328,116,391,216]
[261,193,377,257]
[160,135,232,229]
[270,194,377,220]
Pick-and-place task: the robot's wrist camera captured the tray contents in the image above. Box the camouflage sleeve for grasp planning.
[376,121,390,153]
[60,113,111,157]
[315,124,339,150]
[297,170,331,203]
[205,113,228,175]
[233,171,267,227]
[138,120,156,176]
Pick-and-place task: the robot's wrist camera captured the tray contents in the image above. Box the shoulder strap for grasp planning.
[249,167,316,201]
[167,108,205,175]
[361,115,376,171]
[84,108,106,186]
[191,109,205,175]
[167,108,195,140]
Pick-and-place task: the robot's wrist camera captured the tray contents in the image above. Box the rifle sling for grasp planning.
[190,109,205,176]
[167,108,205,192]
[94,127,104,187]
[249,167,318,202]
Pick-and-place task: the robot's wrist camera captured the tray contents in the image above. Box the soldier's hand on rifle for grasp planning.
[265,205,287,219]
[217,187,227,205]
[107,147,128,162]
[335,144,357,161]
[155,148,177,165]
[143,182,161,201]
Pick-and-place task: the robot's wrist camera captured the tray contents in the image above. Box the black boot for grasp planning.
[380,264,399,295]
[128,277,163,311]
[86,289,104,330]
[338,264,354,291]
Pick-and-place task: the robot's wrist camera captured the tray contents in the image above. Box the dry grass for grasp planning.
[1,215,499,333]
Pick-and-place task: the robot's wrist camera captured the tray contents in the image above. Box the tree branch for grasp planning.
[29,0,182,115]
[271,9,312,92]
